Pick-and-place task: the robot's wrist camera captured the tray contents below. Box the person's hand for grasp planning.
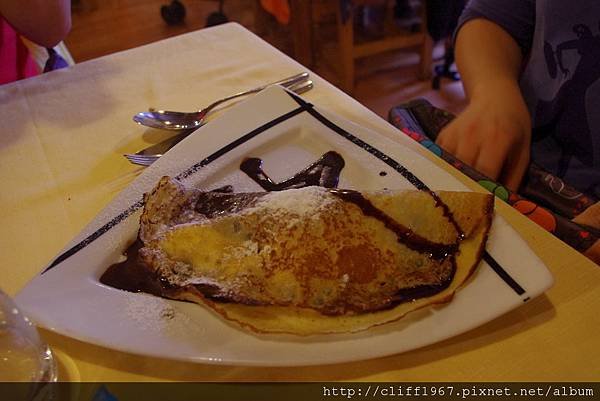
[436,79,532,191]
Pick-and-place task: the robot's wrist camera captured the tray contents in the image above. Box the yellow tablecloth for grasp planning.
[1,23,598,381]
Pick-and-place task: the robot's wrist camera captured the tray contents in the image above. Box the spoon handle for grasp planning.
[196,72,309,118]
[131,80,313,159]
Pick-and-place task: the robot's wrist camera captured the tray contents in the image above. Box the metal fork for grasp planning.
[125,79,314,166]
[123,153,162,166]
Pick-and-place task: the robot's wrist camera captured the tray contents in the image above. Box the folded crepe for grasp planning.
[103,177,494,335]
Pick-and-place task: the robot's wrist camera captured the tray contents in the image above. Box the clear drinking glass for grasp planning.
[0,287,57,384]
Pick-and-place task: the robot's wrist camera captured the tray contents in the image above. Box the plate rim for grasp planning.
[16,86,554,366]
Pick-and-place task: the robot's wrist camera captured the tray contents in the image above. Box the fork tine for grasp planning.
[124,153,160,166]
[126,154,160,163]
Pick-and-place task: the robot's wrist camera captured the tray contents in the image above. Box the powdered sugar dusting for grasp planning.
[250,186,335,218]
[124,293,204,336]
[225,240,260,260]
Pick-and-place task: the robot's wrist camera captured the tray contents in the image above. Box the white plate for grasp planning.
[16,86,553,366]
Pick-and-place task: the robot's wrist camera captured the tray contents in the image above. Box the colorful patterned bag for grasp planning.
[389,99,600,264]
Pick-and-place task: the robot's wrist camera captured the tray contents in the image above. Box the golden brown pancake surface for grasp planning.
[105,177,494,334]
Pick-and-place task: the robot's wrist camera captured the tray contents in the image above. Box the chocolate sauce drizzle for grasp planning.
[238,152,462,302]
[329,189,457,260]
[240,151,345,190]
[430,192,465,239]
[194,191,264,219]
[102,150,464,307]
[241,151,461,258]
[100,240,173,296]
[100,239,229,300]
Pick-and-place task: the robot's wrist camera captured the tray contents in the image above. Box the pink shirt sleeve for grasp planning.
[1,16,39,85]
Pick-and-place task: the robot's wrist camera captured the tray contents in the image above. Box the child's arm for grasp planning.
[436,18,531,191]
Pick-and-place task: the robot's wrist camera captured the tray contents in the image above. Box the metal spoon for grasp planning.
[124,79,314,166]
[133,72,309,130]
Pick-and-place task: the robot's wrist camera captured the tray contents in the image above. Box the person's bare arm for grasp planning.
[0,0,71,47]
[436,18,531,191]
